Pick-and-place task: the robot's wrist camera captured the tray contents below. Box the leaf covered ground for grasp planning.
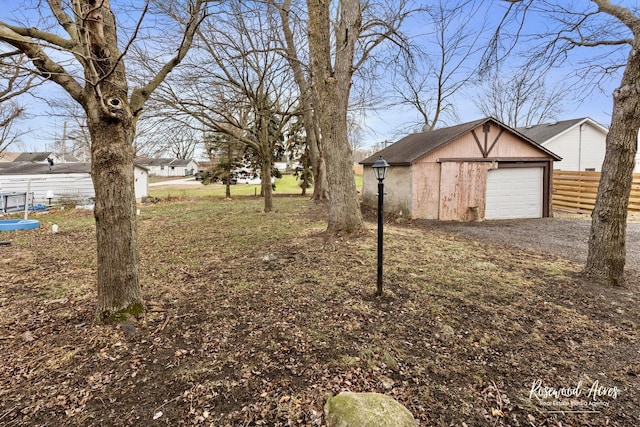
[1,196,638,426]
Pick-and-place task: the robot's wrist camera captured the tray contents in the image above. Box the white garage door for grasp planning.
[485,167,543,219]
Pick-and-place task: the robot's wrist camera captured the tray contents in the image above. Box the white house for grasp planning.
[516,118,640,173]
[517,118,610,171]
[0,162,149,205]
[135,158,198,177]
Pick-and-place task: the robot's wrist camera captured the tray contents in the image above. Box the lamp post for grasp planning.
[372,156,389,296]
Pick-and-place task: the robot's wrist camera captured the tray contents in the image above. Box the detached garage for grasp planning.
[360,117,561,221]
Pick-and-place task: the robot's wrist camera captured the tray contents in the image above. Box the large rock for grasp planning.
[324,392,417,427]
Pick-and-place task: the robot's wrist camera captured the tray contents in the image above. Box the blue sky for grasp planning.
[358,0,625,148]
[1,0,627,154]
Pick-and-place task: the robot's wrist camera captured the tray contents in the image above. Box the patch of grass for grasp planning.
[148,173,363,199]
[148,174,306,199]
[31,207,96,234]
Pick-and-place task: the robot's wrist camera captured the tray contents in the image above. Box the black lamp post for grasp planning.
[372,156,389,296]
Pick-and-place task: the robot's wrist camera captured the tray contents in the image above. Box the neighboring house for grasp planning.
[0,152,21,162]
[0,162,149,205]
[8,151,80,164]
[360,117,561,221]
[136,158,198,177]
[516,118,610,172]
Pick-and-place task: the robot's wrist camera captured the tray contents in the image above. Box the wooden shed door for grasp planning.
[485,167,543,219]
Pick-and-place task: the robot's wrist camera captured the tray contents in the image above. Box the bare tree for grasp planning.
[153,1,297,212]
[392,0,485,131]
[306,0,363,233]
[475,66,569,127]
[270,0,329,200]
[136,117,203,159]
[0,53,37,153]
[486,0,639,285]
[0,100,23,153]
[0,1,209,320]
[306,0,414,235]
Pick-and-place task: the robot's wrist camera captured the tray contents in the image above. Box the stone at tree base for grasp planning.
[324,392,417,427]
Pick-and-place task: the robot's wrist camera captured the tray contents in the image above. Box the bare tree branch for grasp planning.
[130,0,209,115]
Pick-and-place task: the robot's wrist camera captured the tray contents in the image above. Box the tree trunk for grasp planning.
[0,0,205,322]
[226,144,232,198]
[87,104,142,321]
[81,1,143,321]
[307,0,364,234]
[585,46,640,286]
[274,0,329,201]
[319,82,364,233]
[261,155,274,213]
[310,141,329,201]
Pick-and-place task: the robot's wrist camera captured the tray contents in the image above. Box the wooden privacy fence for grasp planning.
[552,170,640,213]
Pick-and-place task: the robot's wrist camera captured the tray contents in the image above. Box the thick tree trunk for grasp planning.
[88,107,142,320]
[319,79,364,233]
[82,1,143,320]
[585,47,640,286]
[307,0,365,234]
[0,0,205,322]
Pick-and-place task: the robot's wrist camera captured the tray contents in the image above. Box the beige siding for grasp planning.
[411,162,440,219]
[362,166,412,215]
[420,126,549,162]
[364,121,557,220]
[438,162,492,221]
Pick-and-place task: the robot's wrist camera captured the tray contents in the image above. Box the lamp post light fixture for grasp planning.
[372,156,389,296]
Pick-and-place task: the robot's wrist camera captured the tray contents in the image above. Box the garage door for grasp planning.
[485,167,543,219]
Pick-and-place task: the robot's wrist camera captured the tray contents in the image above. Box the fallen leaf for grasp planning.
[491,408,504,417]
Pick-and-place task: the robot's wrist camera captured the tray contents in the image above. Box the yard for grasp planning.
[0,196,638,426]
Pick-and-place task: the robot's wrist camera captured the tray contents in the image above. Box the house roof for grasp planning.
[1,151,81,163]
[516,118,608,145]
[0,162,91,175]
[0,162,148,175]
[13,152,55,162]
[136,157,198,167]
[59,153,81,162]
[0,152,21,162]
[361,117,560,166]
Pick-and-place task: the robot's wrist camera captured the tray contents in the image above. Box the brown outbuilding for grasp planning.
[360,117,562,221]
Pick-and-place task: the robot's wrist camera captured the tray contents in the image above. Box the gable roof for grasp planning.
[0,152,21,162]
[0,162,147,175]
[0,162,91,175]
[361,117,560,166]
[135,157,198,167]
[2,151,81,163]
[516,118,608,145]
[13,152,55,162]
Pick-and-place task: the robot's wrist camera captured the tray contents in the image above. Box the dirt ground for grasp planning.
[1,200,639,426]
